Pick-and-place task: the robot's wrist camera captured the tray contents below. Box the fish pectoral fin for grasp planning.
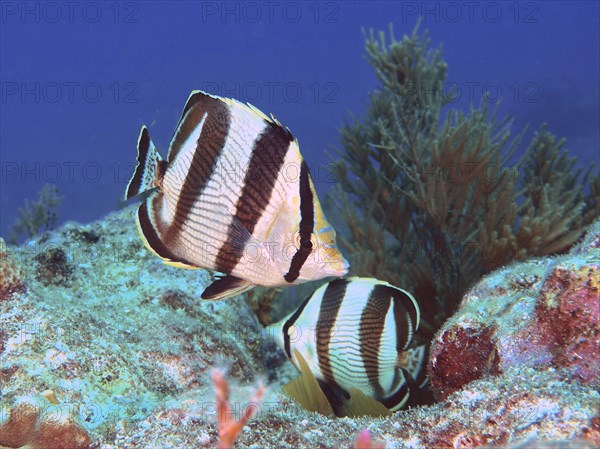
[399,344,429,390]
[201,275,254,300]
[226,213,255,252]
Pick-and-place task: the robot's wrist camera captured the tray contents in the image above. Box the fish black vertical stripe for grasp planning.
[380,369,410,410]
[394,290,417,351]
[167,97,231,242]
[138,199,187,263]
[179,92,208,125]
[215,121,293,273]
[284,160,314,283]
[360,285,391,398]
[316,279,348,386]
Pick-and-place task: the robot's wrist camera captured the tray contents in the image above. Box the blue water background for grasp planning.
[1,1,598,238]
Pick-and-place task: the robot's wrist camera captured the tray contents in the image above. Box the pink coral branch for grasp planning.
[211,368,265,449]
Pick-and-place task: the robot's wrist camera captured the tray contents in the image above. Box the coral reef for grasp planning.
[8,183,64,244]
[333,25,600,335]
[95,364,598,448]
[429,219,600,401]
[0,391,91,449]
[1,24,597,448]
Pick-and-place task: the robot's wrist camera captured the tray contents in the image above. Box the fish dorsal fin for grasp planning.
[201,275,254,300]
[125,126,165,200]
[353,277,420,331]
[179,90,293,139]
[173,90,220,131]
[167,91,222,163]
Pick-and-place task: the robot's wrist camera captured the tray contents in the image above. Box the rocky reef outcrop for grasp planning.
[1,211,598,448]
[429,219,600,401]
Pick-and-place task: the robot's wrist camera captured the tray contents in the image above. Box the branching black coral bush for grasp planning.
[333,25,599,331]
[8,183,64,244]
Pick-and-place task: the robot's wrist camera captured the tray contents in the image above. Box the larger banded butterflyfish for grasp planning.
[125,91,349,300]
[267,277,427,414]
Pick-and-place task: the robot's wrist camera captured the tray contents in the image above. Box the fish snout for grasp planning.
[324,251,350,276]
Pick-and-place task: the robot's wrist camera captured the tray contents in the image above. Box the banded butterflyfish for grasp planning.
[266,277,427,416]
[125,91,349,300]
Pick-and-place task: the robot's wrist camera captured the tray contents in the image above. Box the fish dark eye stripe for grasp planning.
[360,284,392,398]
[316,279,348,386]
[214,121,293,274]
[167,96,230,241]
[393,290,416,351]
[282,293,313,359]
[284,160,314,283]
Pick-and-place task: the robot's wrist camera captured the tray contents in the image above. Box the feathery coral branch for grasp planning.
[211,368,265,449]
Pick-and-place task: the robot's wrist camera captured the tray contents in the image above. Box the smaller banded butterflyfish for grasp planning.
[266,277,427,414]
[125,91,349,300]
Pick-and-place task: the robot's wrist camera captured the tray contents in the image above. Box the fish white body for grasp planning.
[268,277,424,411]
[126,91,348,299]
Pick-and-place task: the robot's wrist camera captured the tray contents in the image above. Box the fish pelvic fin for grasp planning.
[125,126,167,200]
[201,275,255,300]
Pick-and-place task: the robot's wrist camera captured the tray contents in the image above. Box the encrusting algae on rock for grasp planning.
[0,391,91,449]
[429,219,600,401]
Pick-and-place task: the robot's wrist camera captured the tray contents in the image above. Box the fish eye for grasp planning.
[294,231,315,250]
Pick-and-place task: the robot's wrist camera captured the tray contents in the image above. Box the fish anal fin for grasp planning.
[163,259,198,270]
[341,388,391,418]
[201,275,254,300]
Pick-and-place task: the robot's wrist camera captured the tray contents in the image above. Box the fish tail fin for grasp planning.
[403,344,429,390]
[125,126,166,200]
